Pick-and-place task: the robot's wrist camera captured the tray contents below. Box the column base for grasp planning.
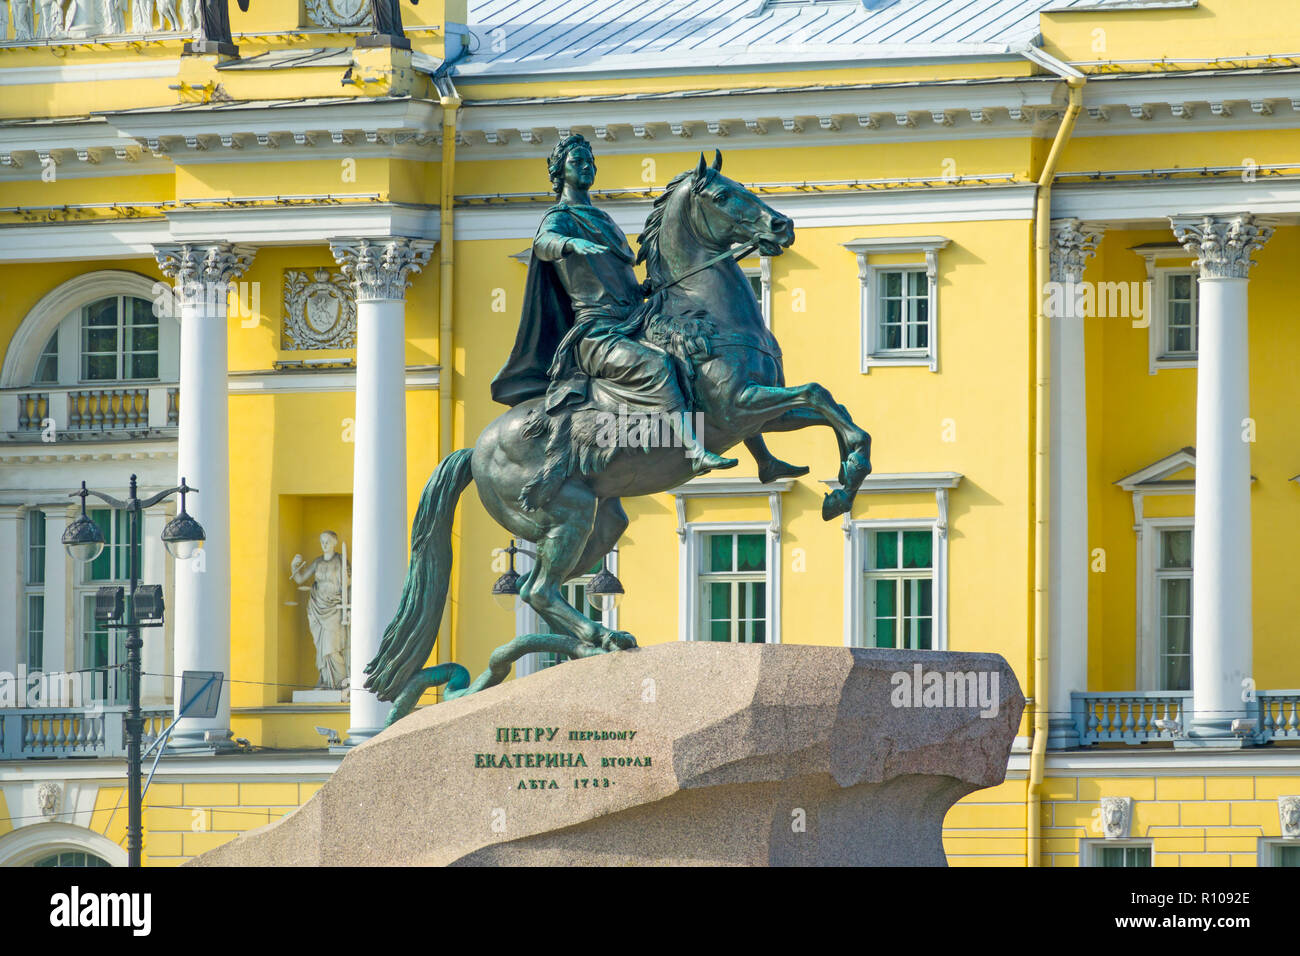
[1046,717,1082,750]
[337,725,384,751]
[166,728,239,755]
[1173,717,1260,749]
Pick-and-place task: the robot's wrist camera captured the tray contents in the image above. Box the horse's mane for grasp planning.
[636,167,705,284]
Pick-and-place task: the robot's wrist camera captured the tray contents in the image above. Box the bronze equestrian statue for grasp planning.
[365,139,874,724]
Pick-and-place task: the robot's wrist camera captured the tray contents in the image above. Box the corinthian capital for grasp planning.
[1169,213,1273,279]
[1049,219,1104,284]
[154,243,256,305]
[329,237,435,302]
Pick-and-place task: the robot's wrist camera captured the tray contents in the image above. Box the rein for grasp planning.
[649,240,757,293]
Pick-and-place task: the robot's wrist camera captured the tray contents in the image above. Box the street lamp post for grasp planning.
[62,474,206,868]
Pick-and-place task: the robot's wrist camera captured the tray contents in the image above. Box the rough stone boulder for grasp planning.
[193,642,1023,866]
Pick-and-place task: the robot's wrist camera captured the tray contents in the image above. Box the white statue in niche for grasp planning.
[12,0,36,40]
[290,531,351,691]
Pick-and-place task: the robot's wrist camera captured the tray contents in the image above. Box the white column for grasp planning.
[154,243,255,752]
[1170,213,1271,746]
[1046,220,1101,748]
[0,508,22,679]
[140,507,169,706]
[42,508,70,674]
[330,237,433,745]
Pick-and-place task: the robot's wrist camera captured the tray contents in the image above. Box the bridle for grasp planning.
[649,171,762,293]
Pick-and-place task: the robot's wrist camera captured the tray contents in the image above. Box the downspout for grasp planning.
[436,74,461,667]
[1020,44,1086,868]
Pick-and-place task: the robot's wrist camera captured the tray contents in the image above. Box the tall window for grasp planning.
[25,510,46,670]
[1163,272,1198,357]
[1157,528,1193,691]
[1094,844,1152,867]
[80,295,158,382]
[877,269,929,353]
[700,532,766,643]
[78,508,133,704]
[865,529,933,650]
[846,236,948,373]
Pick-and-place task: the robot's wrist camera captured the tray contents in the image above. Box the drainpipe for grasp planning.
[1020,44,1086,868]
[435,74,461,666]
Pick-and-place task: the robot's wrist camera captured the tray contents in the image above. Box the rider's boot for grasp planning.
[671,414,737,474]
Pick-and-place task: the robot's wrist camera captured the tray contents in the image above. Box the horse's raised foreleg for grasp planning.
[735,383,872,519]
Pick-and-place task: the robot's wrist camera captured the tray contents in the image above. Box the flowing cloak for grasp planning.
[490,202,652,410]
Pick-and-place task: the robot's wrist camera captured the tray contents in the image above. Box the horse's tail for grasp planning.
[363,448,475,702]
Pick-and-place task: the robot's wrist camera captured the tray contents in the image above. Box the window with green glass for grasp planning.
[25,509,46,585]
[699,532,767,643]
[1164,272,1198,357]
[26,596,44,671]
[1273,844,1300,867]
[1157,528,1192,691]
[865,528,933,650]
[85,508,135,583]
[1096,845,1152,867]
[80,295,158,382]
[875,269,928,352]
[80,592,125,704]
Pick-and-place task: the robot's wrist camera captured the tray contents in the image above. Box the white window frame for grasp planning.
[1137,516,1194,692]
[79,293,162,385]
[843,236,949,373]
[695,529,772,644]
[1134,244,1198,374]
[23,509,46,670]
[670,477,790,644]
[513,543,619,678]
[740,256,772,330]
[848,520,945,651]
[835,472,960,649]
[1082,839,1154,867]
[1259,838,1300,867]
[681,522,777,644]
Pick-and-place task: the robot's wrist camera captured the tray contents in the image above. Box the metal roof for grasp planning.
[457,0,1102,76]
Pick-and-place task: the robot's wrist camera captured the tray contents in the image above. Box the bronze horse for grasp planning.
[365,152,873,722]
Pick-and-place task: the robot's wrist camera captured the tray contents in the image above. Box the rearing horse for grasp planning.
[365,151,873,719]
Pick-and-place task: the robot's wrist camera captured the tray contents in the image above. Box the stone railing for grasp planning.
[1072,691,1192,745]
[1258,691,1300,742]
[0,384,178,441]
[0,705,172,760]
[1071,689,1300,746]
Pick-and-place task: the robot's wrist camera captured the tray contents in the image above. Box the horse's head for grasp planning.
[686,150,794,257]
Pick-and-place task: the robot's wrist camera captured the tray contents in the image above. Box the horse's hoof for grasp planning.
[604,630,638,650]
[821,489,851,521]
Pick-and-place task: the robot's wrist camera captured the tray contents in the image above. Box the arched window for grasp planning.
[31,851,112,867]
[1,271,178,389]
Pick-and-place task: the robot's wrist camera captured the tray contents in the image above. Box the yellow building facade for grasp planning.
[1,0,1298,867]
